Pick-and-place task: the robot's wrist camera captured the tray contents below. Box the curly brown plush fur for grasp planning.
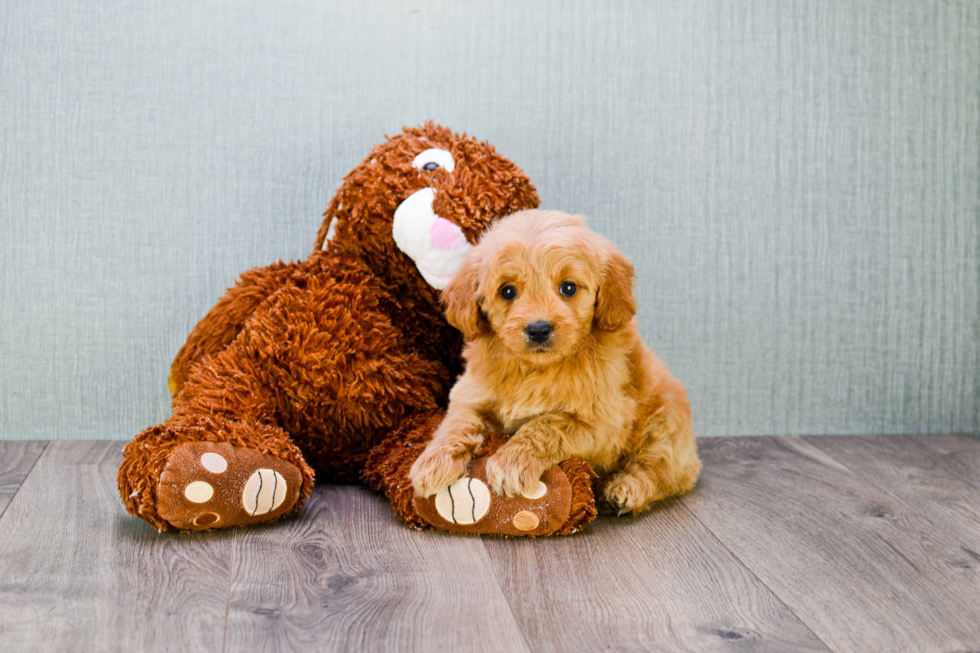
[119,123,543,531]
[362,410,449,531]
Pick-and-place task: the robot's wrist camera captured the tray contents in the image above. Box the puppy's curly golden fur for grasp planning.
[410,210,701,514]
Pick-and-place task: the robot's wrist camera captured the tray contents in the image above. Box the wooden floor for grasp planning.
[0,435,977,652]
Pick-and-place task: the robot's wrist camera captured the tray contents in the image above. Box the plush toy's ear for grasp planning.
[314,197,341,251]
[442,255,487,340]
[594,251,636,331]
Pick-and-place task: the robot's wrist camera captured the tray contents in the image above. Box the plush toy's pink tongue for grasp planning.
[429,217,469,252]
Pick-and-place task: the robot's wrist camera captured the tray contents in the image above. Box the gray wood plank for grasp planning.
[913,433,980,490]
[224,485,531,653]
[483,499,830,653]
[804,435,980,589]
[0,441,46,518]
[684,436,980,653]
[0,441,234,653]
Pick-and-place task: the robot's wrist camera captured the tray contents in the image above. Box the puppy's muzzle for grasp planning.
[525,321,554,346]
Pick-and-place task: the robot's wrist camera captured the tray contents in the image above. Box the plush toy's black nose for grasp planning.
[525,321,553,344]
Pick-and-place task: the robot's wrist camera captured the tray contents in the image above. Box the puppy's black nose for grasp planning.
[525,321,553,344]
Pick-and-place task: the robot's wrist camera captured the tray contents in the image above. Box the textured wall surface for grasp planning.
[1,0,978,440]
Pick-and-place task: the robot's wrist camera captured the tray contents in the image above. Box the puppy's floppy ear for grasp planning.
[594,251,636,331]
[441,255,487,340]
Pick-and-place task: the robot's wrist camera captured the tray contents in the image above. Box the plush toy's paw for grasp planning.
[408,444,470,498]
[413,456,583,537]
[156,442,304,531]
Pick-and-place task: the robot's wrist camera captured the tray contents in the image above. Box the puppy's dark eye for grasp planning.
[559,281,577,297]
[422,162,440,172]
[499,285,518,301]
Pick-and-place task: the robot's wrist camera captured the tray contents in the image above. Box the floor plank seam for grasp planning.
[478,535,535,653]
[0,441,49,524]
[676,495,837,653]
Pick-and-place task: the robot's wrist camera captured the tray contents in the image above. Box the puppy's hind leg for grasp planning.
[601,408,701,515]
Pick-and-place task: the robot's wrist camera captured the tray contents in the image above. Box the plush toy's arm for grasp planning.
[168,261,296,396]
[363,415,600,537]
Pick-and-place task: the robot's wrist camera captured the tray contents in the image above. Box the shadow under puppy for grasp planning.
[410,209,701,514]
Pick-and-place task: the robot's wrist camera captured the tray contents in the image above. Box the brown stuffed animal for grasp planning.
[118,123,597,536]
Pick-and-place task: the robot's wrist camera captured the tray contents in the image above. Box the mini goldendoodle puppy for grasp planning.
[409,209,701,514]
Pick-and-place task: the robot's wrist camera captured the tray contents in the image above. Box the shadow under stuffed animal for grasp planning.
[119,122,598,537]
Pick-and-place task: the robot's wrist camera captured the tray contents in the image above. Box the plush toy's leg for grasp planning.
[119,413,314,531]
[119,355,315,532]
[119,414,314,531]
[363,411,598,537]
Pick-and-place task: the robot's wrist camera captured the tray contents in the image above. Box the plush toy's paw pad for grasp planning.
[433,477,492,525]
[414,458,573,537]
[157,442,302,531]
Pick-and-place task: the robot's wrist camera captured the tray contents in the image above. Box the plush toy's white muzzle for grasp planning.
[391,187,472,289]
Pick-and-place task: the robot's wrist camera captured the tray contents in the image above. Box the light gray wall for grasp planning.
[1,0,977,440]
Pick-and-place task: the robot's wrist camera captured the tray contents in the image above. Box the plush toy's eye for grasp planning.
[413,148,456,173]
[500,284,518,301]
[559,281,577,297]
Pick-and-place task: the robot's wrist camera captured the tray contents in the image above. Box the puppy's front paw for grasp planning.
[601,472,656,515]
[409,445,470,498]
[485,448,544,498]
